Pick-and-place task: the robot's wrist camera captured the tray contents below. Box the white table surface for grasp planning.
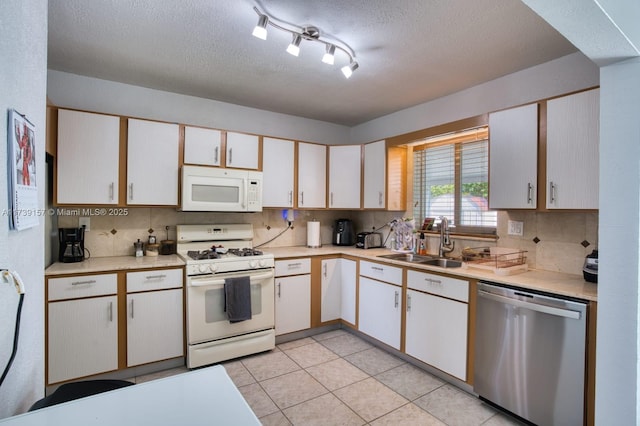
[0,366,260,425]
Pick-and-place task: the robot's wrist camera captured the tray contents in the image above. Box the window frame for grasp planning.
[411,127,496,236]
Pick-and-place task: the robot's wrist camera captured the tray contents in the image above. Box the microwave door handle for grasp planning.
[242,179,247,209]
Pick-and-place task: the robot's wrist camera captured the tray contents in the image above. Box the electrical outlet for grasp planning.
[507,220,523,236]
[79,217,90,231]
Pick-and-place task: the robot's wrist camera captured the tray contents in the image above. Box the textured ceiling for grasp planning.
[47,0,578,126]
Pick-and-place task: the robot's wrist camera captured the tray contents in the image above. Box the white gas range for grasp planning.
[176,224,275,369]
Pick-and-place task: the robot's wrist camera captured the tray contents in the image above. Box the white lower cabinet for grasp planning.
[48,295,118,384]
[405,270,469,380]
[126,269,183,367]
[358,276,402,350]
[127,289,183,367]
[321,258,357,324]
[47,268,184,385]
[275,259,311,335]
[340,259,357,325]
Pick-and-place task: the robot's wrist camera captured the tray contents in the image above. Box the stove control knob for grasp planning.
[209,264,218,272]
[249,260,258,268]
[198,265,208,273]
[258,259,267,267]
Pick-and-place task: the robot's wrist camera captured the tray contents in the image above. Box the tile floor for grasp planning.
[132,329,524,425]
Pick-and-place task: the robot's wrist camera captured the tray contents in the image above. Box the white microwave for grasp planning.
[181,165,263,212]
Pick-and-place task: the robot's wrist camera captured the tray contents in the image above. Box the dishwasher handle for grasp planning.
[478,289,582,320]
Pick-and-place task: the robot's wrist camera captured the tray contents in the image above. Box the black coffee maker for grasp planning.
[59,227,85,263]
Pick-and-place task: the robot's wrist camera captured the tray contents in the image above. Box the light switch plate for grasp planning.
[79,217,90,231]
[507,220,523,236]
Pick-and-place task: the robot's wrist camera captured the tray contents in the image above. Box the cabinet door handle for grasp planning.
[109,182,114,201]
[394,290,399,308]
[330,192,334,206]
[145,274,167,280]
[214,146,219,164]
[129,183,133,200]
[527,183,533,204]
[228,148,233,164]
[372,266,384,272]
[288,191,293,206]
[71,280,96,286]
[425,277,441,285]
[277,282,281,298]
[108,301,113,322]
[287,262,301,269]
[379,191,383,206]
[323,263,327,278]
[407,294,412,312]
[549,181,556,204]
[130,299,135,319]
[300,192,304,206]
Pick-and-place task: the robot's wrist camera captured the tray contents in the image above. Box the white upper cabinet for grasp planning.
[226,132,259,170]
[262,137,295,207]
[546,88,599,209]
[297,142,326,208]
[329,145,362,209]
[57,109,120,204]
[184,126,222,166]
[127,118,179,205]
[489,103,538,209]
[363,140,386,209]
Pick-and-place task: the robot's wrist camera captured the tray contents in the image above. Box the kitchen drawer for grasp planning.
[275,258,311,276]
[127,268,183,293]
[359,260,402,285]
[407,270,468,303]
[48,273,118,301]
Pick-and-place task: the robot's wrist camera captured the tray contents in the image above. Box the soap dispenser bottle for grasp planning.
[418,233,427,255]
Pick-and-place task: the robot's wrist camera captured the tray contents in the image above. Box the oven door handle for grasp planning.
[189,270,275,287]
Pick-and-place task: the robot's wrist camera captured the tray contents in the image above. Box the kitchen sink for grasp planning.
[420,258,463,268]
[377,253,462,268]
[377,253,435,263]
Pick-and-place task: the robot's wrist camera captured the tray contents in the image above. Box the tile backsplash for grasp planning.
[56,208,597,276]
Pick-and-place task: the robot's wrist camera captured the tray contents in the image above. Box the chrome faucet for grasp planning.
[439,216,455,257]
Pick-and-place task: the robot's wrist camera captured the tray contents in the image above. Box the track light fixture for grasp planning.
[252,13,268,40]
[286,34,302,57]
[251,6,358,78]
[341,61,359,79]
[322,44,335,65]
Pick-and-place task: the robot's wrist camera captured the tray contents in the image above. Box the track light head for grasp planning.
[322,44,335,65]
[252,14,268,40]
[286,34,302,57]
[341,61,359,78]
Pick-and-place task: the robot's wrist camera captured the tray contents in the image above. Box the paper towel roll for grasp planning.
[307,221,321,248]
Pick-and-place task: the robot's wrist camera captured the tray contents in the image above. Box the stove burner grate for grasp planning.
[187,250,220,260]
[227,248,263,257]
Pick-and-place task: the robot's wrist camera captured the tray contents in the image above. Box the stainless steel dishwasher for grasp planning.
[474,282,588,426]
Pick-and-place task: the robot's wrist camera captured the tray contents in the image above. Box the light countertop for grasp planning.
[44,247,597,301]
[262,246,598,302]
[45,254,185,276]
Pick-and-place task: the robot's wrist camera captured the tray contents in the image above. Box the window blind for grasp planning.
[412,128,496,233]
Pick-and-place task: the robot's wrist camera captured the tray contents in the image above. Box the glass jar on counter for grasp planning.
[145,243,160,257]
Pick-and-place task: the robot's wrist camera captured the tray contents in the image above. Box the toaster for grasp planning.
[356,232,383,249]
